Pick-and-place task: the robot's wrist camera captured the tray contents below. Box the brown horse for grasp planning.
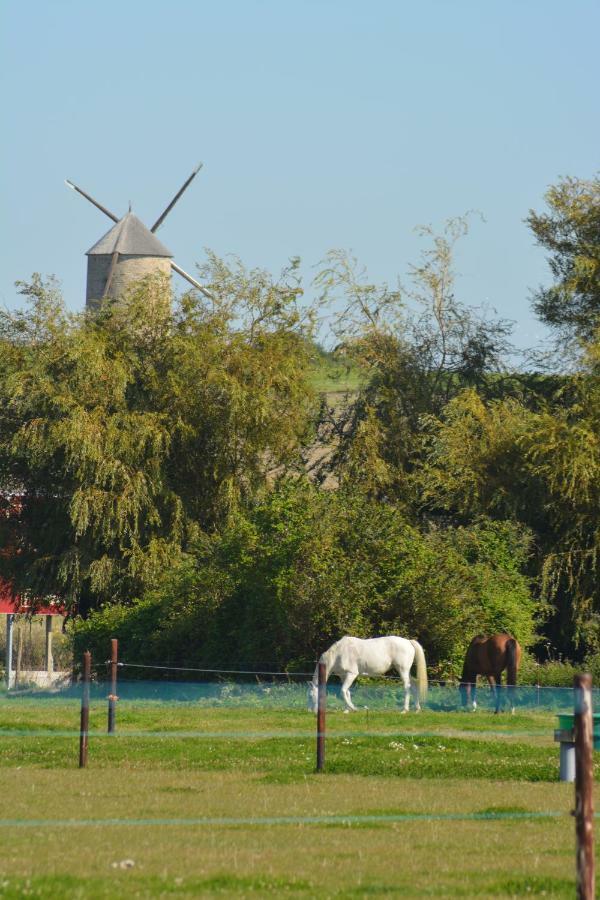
[459,634,521,714]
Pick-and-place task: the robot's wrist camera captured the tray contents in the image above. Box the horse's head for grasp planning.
[307,681,318,713]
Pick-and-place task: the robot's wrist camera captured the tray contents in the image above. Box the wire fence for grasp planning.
[1,661,594,713]
[0,810,582,830]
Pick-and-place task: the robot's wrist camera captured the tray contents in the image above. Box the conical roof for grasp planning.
[85,213,173,257]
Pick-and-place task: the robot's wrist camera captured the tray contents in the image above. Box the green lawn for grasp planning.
[0,698,591,898]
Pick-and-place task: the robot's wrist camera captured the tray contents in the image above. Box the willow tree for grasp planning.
[417,364,600,654]
[0,258,316,613]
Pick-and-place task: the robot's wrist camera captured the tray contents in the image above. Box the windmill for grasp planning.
[66,163,211,308]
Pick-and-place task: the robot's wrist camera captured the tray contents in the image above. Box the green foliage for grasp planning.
[518,654,580,687]
[313,218,513,498]
[527,175,600,343]
[0,263,316,612]
[416,372,600,651]
[73,481,537,675]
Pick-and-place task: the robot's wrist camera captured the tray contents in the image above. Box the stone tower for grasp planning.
[85,212,173,309]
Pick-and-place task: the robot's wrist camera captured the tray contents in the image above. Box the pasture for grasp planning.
[0,684,596,898]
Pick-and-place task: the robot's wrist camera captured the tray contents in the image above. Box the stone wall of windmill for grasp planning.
[86,253,172,309]
[85,211,174,310]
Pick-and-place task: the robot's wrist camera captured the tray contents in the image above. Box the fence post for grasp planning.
[108,638,118,734]
[45,615,54,675]
[79,651,91,769]
[316,661,326,772]
[5,613,14,689]
[574,673,595,900]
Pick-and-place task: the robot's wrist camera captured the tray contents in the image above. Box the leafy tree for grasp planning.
[313,217,513,496]
[0,260,316,614]
[416,370,600,654]
[527,175,600,344]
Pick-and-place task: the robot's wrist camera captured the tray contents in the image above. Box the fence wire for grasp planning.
[0,810,577,829]
[1,672,594,712]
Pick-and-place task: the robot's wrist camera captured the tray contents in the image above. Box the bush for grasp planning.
[72,481,540,677]
[518,653,579,687]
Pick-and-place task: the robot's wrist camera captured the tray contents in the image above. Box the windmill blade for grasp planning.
[65,180,119,223]
[171,261,212,299]
[102,209,130,299]
[150,163,203,233]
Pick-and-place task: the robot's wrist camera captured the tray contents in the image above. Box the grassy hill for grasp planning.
[307,345,364,395]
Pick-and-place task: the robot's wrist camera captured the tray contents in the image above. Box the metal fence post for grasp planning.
[574,673,595,899]
[316,661,326,772]
[45,615,54,675]
[79,651,91,768]
[108,638,118,734]
[5,613,14,689]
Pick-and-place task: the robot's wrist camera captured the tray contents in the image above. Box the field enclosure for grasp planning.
[0,680,597,899]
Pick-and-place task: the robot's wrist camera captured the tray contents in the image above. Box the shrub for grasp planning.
[519,653,579,687]
[72,482,539,677]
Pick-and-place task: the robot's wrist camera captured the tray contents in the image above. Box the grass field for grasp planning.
[0,692,595,899]
[308,348,363,395]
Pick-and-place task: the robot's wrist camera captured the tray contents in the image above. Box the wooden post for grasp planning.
[5,614,14,689]
[316,661,326,772]
[108,638,118,734]
[79,651,91,769]
[45,615,54,675]
[574,673,595,899]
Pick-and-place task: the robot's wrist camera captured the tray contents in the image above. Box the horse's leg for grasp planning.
[411,675,421,713]
[340,672,358,712]
[471,676,478,710]
[491,674,501,714]
[399,669,412,713]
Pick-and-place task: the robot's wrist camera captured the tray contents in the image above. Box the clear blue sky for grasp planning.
[1,0,598,352]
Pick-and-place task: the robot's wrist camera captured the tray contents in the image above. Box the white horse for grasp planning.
[307,635,428,713]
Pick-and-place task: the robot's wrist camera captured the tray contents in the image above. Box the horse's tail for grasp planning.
[311,660,320,686]
[314,645,334,685]
[506,638,520,686]
[410,640,428,703]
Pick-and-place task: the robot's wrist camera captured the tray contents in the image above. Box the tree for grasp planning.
[0,260,316,614]
[313,217,513,497]
[416,368,600,654]
[527,175,600,345]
